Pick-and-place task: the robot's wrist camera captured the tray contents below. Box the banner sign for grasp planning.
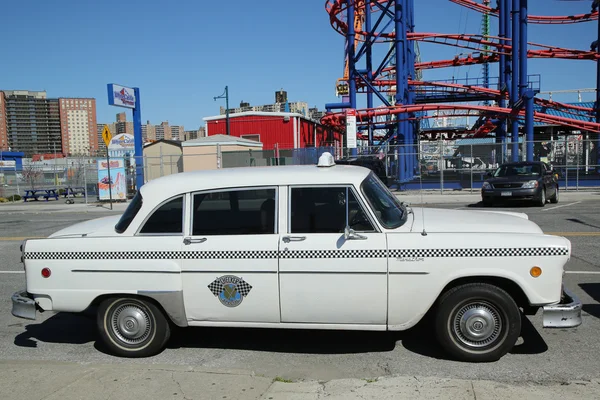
[97,158,126,200]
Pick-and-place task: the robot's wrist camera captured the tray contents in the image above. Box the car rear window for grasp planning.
[115,192,143,233]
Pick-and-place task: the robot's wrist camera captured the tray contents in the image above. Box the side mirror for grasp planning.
[344,226,367,241]
[486,172,493,178]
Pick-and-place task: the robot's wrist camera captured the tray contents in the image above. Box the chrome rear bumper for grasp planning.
[11,290,37,320]
[542,287,582,328]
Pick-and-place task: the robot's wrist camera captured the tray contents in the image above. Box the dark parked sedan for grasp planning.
[481,161,559,207]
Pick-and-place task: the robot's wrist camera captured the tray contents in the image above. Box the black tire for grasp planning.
[482,198,493,207]
[535,187,546,207]
[549,186,559,204]
[97,297,171,358]
[434,283,521,362]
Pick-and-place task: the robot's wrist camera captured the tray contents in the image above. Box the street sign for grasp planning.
[102,125,113,147]
[107,84,136,109]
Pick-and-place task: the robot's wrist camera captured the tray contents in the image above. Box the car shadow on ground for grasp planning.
[567,218,600,230]
[13,312,548,361]
[13,312,96,348]
[467,201,542,209]
[579,283,600,319]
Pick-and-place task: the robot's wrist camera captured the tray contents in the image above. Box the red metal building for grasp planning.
[203,112,342,151]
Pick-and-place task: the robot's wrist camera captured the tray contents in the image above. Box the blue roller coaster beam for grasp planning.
[395,1,405,182]
[520,0,534,162]
[498,0,507,157]
[366,4,374,145]
[511,0,520,161]
[407,0,416,179]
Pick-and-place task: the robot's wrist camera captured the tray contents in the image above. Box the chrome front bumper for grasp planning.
[542,287,582,328]
[11,290,37,320]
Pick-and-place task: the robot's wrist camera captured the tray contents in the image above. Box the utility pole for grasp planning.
[53,142,58,186]
[214,86,230,136]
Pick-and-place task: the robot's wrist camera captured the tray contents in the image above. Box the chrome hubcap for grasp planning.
[453,302,502,348]
[111,303,151,345]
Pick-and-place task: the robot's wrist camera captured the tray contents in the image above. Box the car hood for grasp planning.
[408,207,543,234]
[48,215,123,238]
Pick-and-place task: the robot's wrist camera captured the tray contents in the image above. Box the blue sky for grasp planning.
[1,0,597,130]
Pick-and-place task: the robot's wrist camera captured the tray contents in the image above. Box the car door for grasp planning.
[278,185,388,325]
[181,187,281,324]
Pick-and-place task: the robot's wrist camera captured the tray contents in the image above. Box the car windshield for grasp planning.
[115,192,143,233]
[493,164,541,178]
[361,172,406,229]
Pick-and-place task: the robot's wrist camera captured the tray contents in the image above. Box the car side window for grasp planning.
[192,188,276,236]
[139,196,184,234]
[290,187,374,234]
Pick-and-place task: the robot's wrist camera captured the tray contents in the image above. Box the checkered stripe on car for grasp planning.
[23,251,179,260]
[23,247,568,261]
[24,250,278,260]
[390,247,569,258]
[279,249,388,259]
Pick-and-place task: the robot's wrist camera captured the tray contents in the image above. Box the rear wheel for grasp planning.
[435,283,521,362]
[549,186,559,204]
[97,297,170,358]
[482,198,493,207]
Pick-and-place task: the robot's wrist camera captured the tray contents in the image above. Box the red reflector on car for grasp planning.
[41,268,51,278]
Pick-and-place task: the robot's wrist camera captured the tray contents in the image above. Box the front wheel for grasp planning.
[97,297,171,358]
[535,187,546,207]
[435,283,521,362]
[549,186,559,204]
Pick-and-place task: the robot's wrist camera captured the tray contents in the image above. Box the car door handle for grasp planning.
[183,237,207,245]
[282,236,306,243]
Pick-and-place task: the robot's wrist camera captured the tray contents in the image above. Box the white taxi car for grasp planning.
[12,153,581,362]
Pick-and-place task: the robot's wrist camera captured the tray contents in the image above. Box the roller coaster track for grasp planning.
[362,79,595,116]
[450,0,598,24]
[321,103,600,133]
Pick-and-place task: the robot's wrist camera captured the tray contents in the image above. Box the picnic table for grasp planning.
[23,189,59,202]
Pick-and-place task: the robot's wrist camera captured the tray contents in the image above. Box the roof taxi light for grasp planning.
[317,152,336,167]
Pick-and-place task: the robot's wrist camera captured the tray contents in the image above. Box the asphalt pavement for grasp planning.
[0,193,599,398]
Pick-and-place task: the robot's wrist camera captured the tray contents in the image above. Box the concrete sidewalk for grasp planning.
[0,201,129,214]
[0,361,597,400]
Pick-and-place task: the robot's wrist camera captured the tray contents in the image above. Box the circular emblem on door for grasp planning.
[208,275,253,308]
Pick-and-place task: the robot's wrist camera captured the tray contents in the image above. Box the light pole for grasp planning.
[214,86,230,136]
